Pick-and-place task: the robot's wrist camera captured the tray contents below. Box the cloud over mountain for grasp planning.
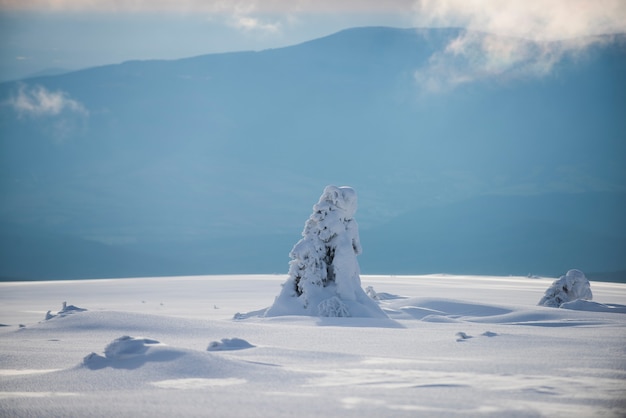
[8,84,87,118]
[0,27,624,280]
[413,0,626,90]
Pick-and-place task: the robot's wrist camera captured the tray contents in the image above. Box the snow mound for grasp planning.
[103,336,162,359]
[83,336,168,369]
[264,186,387,319]
[1,330,298,392]
[207,338,255,351]
[45,301,87,320]
[538,269,593,308]
[383,297,512,321]
[379,296,612,327]
[560,300,626,313]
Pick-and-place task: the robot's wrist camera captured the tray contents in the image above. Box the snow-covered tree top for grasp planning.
[316,185,358,220]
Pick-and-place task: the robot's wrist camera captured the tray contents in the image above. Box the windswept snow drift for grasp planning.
[560,299,626,313]
[207,338,255,351]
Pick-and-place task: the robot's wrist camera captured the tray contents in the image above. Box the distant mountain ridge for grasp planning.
[360,192,626,279]
[0,27,624,280]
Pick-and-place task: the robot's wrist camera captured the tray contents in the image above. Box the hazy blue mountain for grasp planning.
[22,67,73,80]
[0,27,624,280]
[360,192,626,278]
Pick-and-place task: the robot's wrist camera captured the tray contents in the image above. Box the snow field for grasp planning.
[0,274,625,417]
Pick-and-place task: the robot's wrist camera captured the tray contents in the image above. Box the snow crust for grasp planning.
[1,274,625,417]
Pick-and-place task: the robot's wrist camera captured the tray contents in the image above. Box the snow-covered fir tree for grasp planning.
[265,185,386,318]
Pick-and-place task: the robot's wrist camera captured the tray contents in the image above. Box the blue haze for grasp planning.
[0,27,624,280]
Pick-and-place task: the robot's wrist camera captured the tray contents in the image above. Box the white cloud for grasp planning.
[413,0,626,41]
[230,15,281,33]
[9,84,88,118]
[412,0,626,91]
[0,0,413,13]
[5,84,89,143]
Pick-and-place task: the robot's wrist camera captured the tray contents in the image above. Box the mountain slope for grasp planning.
[360,192,626,278]
[0,27,624,279]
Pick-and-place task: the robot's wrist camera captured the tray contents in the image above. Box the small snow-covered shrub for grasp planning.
[45,301,87,320]
[538,269,593,308]
[365,286,379,300]
[265,186,387,318]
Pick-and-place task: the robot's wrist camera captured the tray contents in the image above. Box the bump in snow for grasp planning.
[207,338,255,351]
[83,336,165,369]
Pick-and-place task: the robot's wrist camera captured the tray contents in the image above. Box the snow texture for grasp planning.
[1,275,625,417]
[265,186,386,318]
[538,269,593,308]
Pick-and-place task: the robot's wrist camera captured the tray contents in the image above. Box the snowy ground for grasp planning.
[1,274,625,417]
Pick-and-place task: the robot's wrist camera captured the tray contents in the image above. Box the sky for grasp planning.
[1,0,625,82]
